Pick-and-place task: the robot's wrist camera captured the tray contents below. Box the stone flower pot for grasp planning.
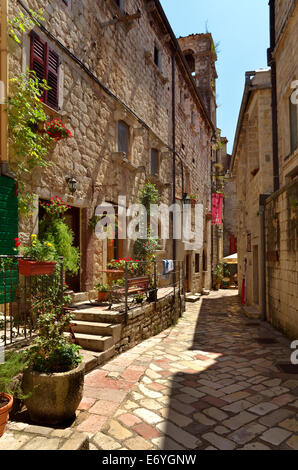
[22,362,85,425]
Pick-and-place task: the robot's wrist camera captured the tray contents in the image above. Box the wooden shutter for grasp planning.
[30,33,60,110]
[47,48,60,110]
[30,32,47,101]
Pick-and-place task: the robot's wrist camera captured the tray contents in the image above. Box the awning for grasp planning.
[223,253,238,264]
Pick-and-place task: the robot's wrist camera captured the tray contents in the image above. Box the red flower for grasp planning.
[15,242,21,248]
[14,237,19,241]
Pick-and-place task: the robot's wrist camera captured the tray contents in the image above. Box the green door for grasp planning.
[0,176,18,303]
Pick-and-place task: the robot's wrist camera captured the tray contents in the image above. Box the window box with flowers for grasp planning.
[45,119,72,142]
[16,235,58,277]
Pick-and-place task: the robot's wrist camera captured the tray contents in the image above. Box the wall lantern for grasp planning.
[66,177,78,195]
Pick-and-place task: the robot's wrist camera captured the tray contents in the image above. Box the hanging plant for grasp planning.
[40,197,71,219]
[45,119,72,142]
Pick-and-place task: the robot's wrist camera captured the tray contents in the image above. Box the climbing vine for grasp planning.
[8,8,44,44]
[8,68,53,216]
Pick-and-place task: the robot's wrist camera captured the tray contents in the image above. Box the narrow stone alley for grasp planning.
[69,291,298,451]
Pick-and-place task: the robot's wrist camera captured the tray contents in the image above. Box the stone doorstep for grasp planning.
[242,306,262,320]
[1,428,89,450]
[186,294,201,303]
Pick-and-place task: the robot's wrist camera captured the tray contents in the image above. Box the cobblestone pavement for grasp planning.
[71,291,297,450]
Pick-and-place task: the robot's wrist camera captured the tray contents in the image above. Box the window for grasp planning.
[151,149,159,176]
[289,96,298,154]
[30,32,60,110]
[118,121,129,155]
[184,51,195,76]
[195,254,200,273]
[154,45,161,70]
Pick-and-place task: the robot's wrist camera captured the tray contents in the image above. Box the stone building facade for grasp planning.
[232,0,297,338]
[6,0,217,297]
[231,69,274,314]
[271,0,298,186]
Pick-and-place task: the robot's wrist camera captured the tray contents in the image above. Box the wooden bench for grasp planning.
[113,276,150,296]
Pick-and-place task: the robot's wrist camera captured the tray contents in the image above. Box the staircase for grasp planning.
[67,304,124,372]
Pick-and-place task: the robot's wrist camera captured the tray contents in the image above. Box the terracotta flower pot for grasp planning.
[18,259,57,277]
[97,291,108,302]
[0,393,13,437]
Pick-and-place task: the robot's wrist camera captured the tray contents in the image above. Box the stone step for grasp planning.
[66,332,114,352]
[80,346,116,373]
[72,321,122,342]
[186,293,201,303]
[73,307,124,324]
[243,305,261,319]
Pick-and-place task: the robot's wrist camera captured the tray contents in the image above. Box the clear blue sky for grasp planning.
[160,0,270,153]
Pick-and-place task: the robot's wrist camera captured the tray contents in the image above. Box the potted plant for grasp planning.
[17,235,58,276]
[0,351,28,437]
[95,284,109,302]
[213,264,223,290]
[39,197,80,276]
[134,293,145,305]
[22,304,84,425]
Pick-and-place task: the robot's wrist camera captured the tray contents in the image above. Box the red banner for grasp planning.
[212,193,223,225]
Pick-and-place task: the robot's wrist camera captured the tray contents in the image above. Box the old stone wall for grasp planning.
[233,73,274,313]
[115,292,185,354]
[8,0,214,294]
[274,2,298,185]
[265,178,298,340]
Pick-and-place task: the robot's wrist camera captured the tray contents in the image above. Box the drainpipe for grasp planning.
[268,0,280,192]
[172,53,177,263]
[259,194,269,321]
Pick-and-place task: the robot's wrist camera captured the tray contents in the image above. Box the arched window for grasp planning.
[184,50,195,76]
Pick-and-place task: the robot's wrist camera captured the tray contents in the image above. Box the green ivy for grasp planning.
[8,69,53,216]
[8,8,45,44]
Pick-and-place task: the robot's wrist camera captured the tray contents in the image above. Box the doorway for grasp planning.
[185,254,191,293]
[65,206,81,293]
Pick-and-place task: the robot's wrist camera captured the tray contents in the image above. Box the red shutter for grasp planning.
[47,48,60,110]
[30,32,47,102]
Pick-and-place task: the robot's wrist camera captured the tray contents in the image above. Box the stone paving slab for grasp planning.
[2,290,297,450]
